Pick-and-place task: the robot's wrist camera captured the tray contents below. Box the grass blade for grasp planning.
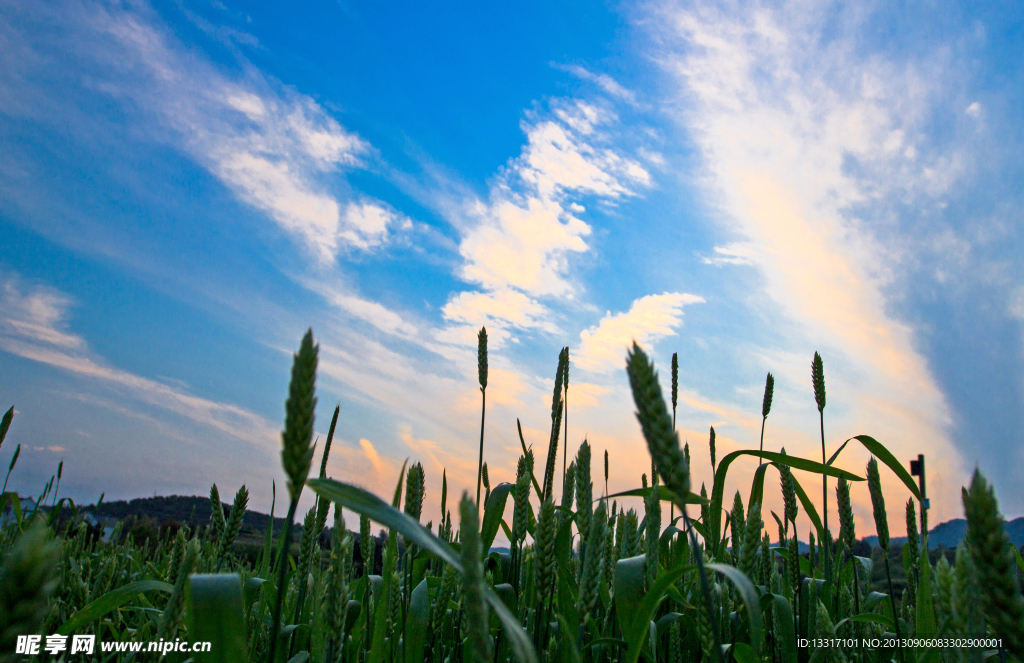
[710,450,859,549]
[622,560,693,663]
[188,574,247,663]
[404,579,429,663]
[57,580,173,635]
[481,482,513,553]
[307,479,461,571]
[706,563,762,655]
[605,485,707,505]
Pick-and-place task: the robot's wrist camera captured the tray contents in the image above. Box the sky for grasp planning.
[1,0,1022,541]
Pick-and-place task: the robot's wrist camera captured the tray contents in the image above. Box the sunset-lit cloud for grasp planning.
[575,293,705,374]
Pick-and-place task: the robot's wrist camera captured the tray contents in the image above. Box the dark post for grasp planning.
[909,454,928,547]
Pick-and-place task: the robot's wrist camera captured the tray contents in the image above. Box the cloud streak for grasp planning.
[0,0,402,262]
[0,274,277,447]
[650,0,968,523]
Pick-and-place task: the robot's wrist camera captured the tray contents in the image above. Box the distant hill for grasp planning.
[80,494,293,538]
[862,517,1024,550]
[74,495,1024,553]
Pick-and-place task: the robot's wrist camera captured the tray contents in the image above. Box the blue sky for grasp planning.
[1,0,1022,537]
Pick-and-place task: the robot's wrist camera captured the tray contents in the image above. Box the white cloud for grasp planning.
[701,243,756,266]
[309,280,419,339]
[459,197,590,297]
[556,64,639,106]
[82,2,378,261]
[519,105,651,199]
[0,275,277,447]
[456,101,650,302]
[442,290,559,335]
[650,0,967,523]
[965,101,981,118]
[341,202,397,249]
[0,281,83,350]
[575,293,705,373]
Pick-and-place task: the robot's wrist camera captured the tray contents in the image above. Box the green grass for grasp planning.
[1,328,1022,663]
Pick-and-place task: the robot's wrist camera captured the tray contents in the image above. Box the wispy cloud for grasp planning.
[0,274,277,447]
[700,243,756,267]
[650,0,968,523]
[2,0,402,263]
[555,64,639,106]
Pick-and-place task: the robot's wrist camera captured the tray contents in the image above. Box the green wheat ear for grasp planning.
[905,499,920,556]
[779,448,798,527]
[217,485,249,565]
[671,352,679,414]
[477,327,488,390]
[963,469,1024,658]
[709,426,716,472]
[626,342,690,503]
[283,328,318,501]
[158,538,199,640]
[812,352,826,412]
[762,372,774,418]
[209,483,226,540]
[405,462,425,523]
[0,522,61,653]
[320,404,340,479]
[575,441,593,542]
[577,500,608,622]
[836,477,855,552]
[866,457,889,552]
[0,406,13,451]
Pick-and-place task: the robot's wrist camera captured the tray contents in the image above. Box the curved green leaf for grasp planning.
[710,450,861,550]
[481,483,513,552]
[404,579,429,663]
[748,463,769,521]
[315,478,538,663]
[57,579,173,635]
[769,593,797,663]
[834,613,894,630]
[791,474,824,547]
[864,592,889,611]
[243,577,266,613]
[844,436,921,500]
[826,439,850,466]
[731,642,760,663]
[605,485,707,505]
[308,479,462,571]
[188,574,247,663]
[772,546,812,578]
[586,637,627,650]
[517,419,543,498]
[486,591,538,663]
[614,555,646,638]
[557,614,583,663]
[706,563,762,656]
[623,560,694,663]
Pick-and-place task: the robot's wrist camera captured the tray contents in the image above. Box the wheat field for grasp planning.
[1,328,1022,663]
